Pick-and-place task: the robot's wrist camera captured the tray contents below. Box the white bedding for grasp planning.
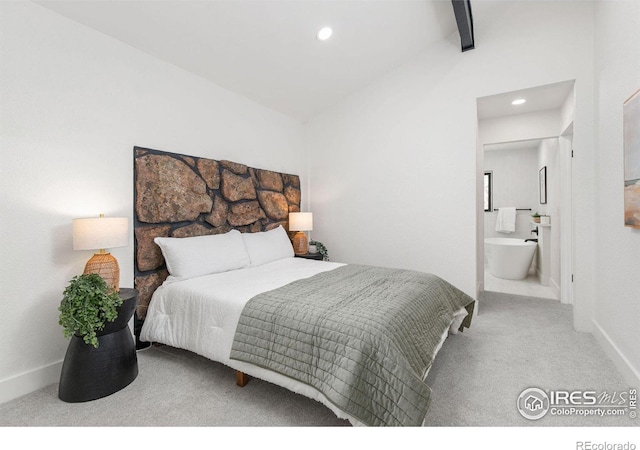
[141,257,344,366]
[140,257,467,426]
[140,257,366,424]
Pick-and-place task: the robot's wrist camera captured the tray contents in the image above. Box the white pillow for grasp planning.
[241,226,294,267]
[154,229,250,279]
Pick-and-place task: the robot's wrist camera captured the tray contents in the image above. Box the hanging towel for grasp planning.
[495,207,516,233]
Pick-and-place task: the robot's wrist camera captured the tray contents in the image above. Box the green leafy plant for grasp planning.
[309,240,329,261]
[58,273,123,348]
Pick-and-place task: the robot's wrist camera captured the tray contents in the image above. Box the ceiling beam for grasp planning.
[451,0,475,52]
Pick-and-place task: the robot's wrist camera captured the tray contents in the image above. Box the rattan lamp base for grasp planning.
[292,231,309,255]
[84,252,120,292]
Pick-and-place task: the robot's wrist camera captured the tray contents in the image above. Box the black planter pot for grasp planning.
[58,288,139,403]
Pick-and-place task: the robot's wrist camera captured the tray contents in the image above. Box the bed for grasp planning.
[138,226,474,427]
[133,147,474,426]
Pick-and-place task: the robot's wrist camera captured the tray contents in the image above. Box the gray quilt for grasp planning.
[230,264,474,426]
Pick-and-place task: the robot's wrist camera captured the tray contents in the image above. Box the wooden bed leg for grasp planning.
[236,371,250,387]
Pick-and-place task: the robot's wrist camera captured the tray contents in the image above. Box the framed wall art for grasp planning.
[624,88,640,228]
[539,166,547,205]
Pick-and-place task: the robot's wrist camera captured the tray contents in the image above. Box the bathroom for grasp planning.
[483,138,560,300]
[477,80,574,302]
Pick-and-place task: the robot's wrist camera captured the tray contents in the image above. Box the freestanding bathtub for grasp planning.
[485,238,537,280]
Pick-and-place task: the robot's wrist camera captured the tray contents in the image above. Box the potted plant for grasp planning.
[531,212,541,223]
[309,240,329,261]
[58,273,123,348]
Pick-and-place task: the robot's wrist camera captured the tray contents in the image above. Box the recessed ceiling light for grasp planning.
[317,27,332,41]
[512,98,526,105]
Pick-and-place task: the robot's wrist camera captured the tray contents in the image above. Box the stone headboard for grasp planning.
[133,146,301,320]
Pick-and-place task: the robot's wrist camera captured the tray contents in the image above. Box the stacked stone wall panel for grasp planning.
[133,147,301,318]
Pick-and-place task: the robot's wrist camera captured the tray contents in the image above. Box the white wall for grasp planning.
[537,138,562,292]
[484,147,539,240]
[479,109,565,244]
[592,0,640,386]
[480,109,563,145]
[0,2,305,403]
[306,2,596,308]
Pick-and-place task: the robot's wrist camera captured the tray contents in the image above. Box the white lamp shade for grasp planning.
[73,216,129,250]
[289,212,313,231]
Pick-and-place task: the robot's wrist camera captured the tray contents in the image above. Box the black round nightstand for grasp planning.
[58,288,139,403]
[295,252,324,260]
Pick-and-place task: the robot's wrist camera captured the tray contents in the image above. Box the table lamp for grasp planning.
[72,214,129,291]
[289,212,313,255]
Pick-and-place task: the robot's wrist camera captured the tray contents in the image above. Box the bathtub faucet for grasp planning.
[525,238,538,243]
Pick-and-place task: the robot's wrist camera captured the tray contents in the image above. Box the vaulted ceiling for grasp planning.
[36,1,576,125]
[36,0,465,121]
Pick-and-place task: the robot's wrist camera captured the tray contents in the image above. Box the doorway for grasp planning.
[477,80,575,304]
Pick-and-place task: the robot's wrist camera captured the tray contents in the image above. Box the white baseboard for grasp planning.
[0,360,63,404]
[535,268,550,286]
[550,277,561,301]
[592,320,640,388]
